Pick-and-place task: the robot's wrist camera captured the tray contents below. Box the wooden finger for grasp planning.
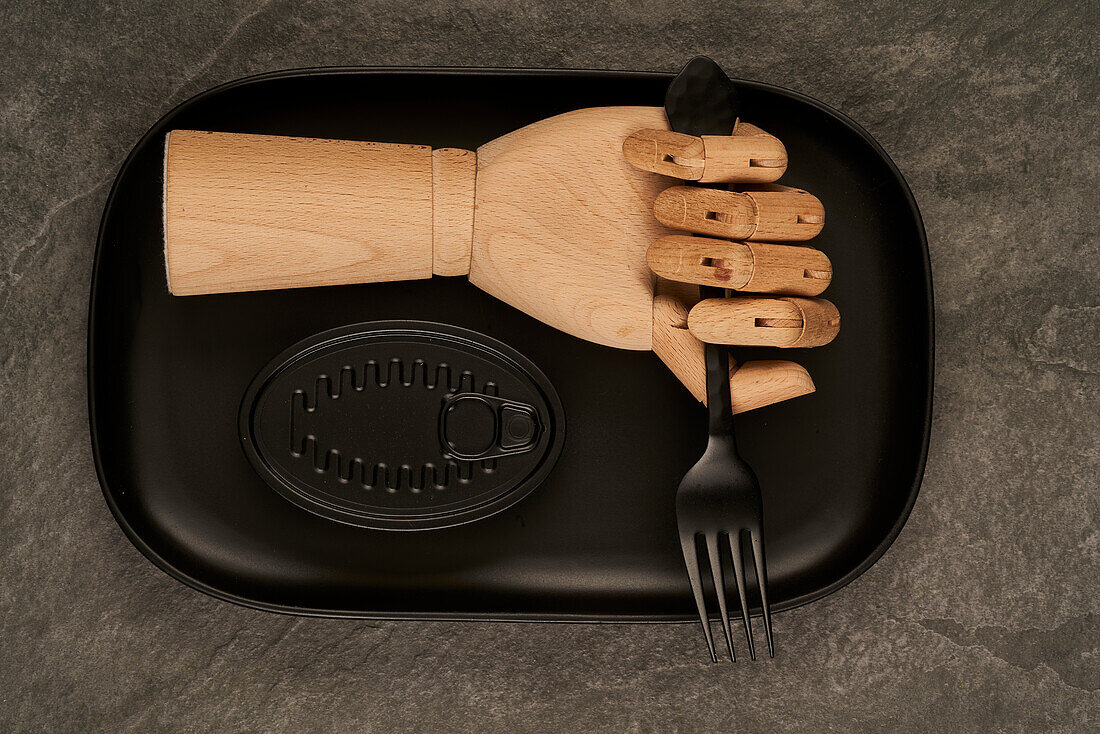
[647,235,831,295]
[653,184,824,242]
[652,290,816,413]
[698,122,787,183]
[622,121,787,183]
[622,128,705,180]
[741,184,825,240]
[687,296,840,347]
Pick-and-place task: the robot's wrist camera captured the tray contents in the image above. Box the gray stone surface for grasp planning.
[1,0,1097,730]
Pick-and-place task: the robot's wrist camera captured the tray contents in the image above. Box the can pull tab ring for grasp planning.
[439,392,542,461]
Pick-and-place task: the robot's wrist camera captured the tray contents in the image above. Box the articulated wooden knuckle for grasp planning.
[686,296,840,347]
[622,128,705,180]
[740,242,832,296]
[623,122,788,185]
[652,292,817,412]
[740,184,825,241]
[698,122,787,183]
[647,235,754,289]
[654,186,758,240]
[647,235,832,295]
[653,185,825,242]
[786,297,841,347]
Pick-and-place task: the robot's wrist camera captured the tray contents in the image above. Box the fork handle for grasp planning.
[701,286,736,436]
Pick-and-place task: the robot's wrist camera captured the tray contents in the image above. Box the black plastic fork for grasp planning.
[675,319,774,662]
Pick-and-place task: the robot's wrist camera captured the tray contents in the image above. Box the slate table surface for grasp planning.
[1,1,1096,731]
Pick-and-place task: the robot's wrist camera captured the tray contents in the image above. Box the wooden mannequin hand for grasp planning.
[620,120,841,410]
[163,107,837,413]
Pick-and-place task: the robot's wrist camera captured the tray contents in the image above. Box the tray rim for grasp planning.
[87,64,934,623]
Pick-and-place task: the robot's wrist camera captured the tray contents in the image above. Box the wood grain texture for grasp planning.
[740,241,831,295]
[652,272,704,306]
[621,121,786,183]
[164,130,433,295]
[622,128,705,180]
[729,360,817,413]
[653,184,824,242]
[469,106,677,351]
[653,185,757,240]
[652,292,708,401]
[698,122,787,183]
[787,296,842,347]
[647,235,832,295]
[741,184,825,241]
[690,296,804,346]
[648,235,755,289]
[687,295,840,347]
[431,147,476,277]
[652,291,815,412]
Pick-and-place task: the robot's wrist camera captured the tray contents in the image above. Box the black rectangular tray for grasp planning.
[89,67,932,621]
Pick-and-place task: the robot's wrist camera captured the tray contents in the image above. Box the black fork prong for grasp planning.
[680,532,717,662]
[750,527,775,658]
[705,532,736,661]
[728,529,757,661]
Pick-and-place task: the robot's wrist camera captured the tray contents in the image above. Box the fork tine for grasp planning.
[728,530,757,661]
[750,527,775,658]
[705,532,736,661]
[680,533,717,662]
